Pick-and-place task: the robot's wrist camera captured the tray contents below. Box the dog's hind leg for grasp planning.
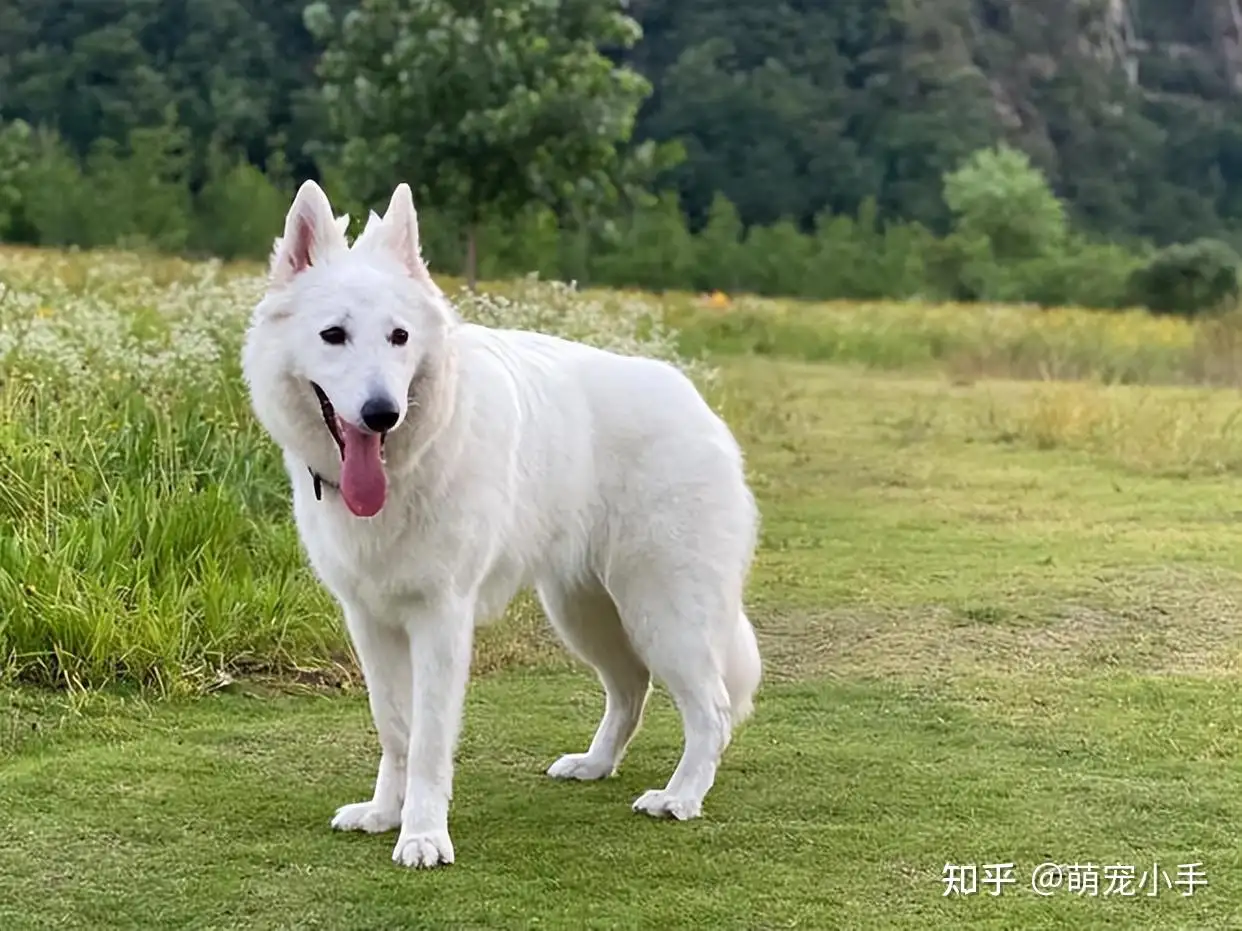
[538,579,651,781]
[608,571,748,822]
[330,608,410,835]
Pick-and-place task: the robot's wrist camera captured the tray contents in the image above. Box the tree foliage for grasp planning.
[1128,239,1242,317]
[1,0,1242,315]
[307,0,661,285]
[943,144,1067,263]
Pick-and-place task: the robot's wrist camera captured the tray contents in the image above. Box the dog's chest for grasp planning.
[291,480,534,626]
[292,487,436,601]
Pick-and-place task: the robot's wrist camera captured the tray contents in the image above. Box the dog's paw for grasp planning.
[392,829,455,869]
[546,752,615,781]
[632,789,702,821]
[331,801,402,834]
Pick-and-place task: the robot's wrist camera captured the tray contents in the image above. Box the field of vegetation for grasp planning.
[3,246,1242,928]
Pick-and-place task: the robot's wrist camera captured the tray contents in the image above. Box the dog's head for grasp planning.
[242,180,455,518]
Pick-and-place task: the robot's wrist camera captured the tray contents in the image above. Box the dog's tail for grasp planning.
[724,609,762,726]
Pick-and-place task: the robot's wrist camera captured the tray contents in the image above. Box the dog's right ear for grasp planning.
[374,183,434,284]
[269,180,344,288]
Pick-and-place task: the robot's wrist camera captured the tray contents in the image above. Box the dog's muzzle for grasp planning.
[309,381,389,457]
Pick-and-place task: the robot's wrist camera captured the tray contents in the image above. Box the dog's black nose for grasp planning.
[360,397,400,433]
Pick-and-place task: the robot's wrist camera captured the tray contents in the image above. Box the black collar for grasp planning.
[309,467,337,500]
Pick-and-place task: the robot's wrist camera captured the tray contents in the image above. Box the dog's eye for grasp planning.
[320,326,347,345]
[390,328,409,346]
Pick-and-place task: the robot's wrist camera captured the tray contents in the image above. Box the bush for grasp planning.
[693,193,744,293]
[0,119,34,239]
[81,114,195,251]
[1,126,93,246]
[590,191,697,291]
[943,144,1068,263]
[739,219,813,297]
[191,149,291,260]
[1127,238,1241,317]
[0,120,1192,315]
[1018,238,1145,310]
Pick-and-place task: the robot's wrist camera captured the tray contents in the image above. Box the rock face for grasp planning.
[1069,0,1242,98]
[1200,0,1242,94]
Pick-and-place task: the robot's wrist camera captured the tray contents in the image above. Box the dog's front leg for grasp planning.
[331,606,411,834]
[391,595,475,869]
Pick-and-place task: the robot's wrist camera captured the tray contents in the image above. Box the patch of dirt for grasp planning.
[755,566,1242,683]
[208,566,1242,696]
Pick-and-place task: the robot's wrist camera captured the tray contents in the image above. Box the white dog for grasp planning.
[241,180,762,869]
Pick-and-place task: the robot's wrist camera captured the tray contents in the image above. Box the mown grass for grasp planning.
[5,357,1242,927]
[5,249,1242,926]
[4,671,1238,930]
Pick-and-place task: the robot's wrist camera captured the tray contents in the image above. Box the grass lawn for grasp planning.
[5,354,1242,929]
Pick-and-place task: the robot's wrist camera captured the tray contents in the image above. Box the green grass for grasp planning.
[5,249,1242,926]
[661,289,1242,388]
[4,671,1237,930]
[6,354,1242,927]
[0,253,707,690]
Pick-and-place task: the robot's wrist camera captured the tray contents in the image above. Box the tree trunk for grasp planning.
[465,223,478,291]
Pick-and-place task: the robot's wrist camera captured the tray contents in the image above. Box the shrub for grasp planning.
[590,191,697,291]
[0,119,34,239]
[693,193,744,293]
[1127,238,1241,317]
[943,144,1068,263]
[191,150,291,260]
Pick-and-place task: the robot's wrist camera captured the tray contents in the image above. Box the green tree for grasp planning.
[307,0,661,288]
[1128,238,1241,317]
[590,191,696,291]
[845,0,999,232]
[630,0,864,230]
[191,144,291,259]
[693,193,744,292]
[0,0,340,187]
[943,144,1067,264]
[0,120,34,238]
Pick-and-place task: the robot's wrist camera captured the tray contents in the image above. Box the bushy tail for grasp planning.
[724,610,762,725]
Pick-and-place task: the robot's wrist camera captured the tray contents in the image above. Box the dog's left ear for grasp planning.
[376,183,433,283]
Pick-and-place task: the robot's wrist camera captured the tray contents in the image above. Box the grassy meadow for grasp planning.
[3,246,1242,928]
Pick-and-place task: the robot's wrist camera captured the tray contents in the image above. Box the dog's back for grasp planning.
[448,322,757,589]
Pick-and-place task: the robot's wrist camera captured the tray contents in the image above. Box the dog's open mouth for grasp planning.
[311,381,389,518]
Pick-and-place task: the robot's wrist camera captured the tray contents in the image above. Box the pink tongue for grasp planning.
[338,421,387,517]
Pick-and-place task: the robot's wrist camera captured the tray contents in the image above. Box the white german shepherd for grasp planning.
[241,180,762,869]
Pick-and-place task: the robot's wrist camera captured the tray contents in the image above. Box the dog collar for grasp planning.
[309,467,338,501]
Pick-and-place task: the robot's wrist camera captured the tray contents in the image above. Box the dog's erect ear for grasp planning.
[375,183,432,282]
[357,210,384,244]
[269,180,345,287]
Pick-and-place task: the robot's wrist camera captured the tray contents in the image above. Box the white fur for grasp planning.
[241,180,763,869]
